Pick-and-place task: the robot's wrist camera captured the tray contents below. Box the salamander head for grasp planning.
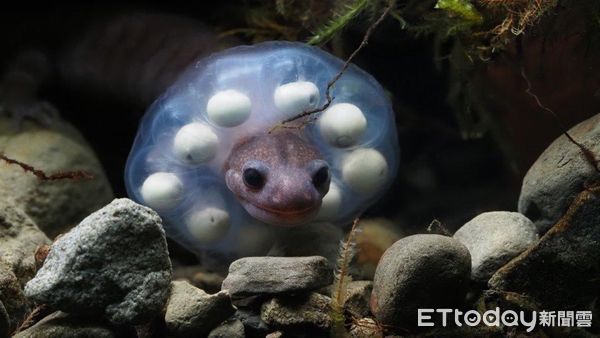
[224,130,330,226]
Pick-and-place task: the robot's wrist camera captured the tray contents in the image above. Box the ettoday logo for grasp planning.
[418,308,593,332]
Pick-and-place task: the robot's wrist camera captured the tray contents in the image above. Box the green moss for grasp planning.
[307,0,372,45]
[435,0,483,25]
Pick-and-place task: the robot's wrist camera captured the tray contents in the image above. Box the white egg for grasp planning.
[173,123,218,164]
[273,81,320,116]
[140,172,183,210]
[206,90,252,127]
[186,207,231,242]
[319,103,367,147]
[342,148,388,195]
[315,182,342,221]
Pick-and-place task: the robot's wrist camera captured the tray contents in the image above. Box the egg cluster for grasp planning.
[125,41,399,258]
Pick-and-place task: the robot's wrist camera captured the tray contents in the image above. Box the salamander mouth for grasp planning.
[251,202,317,216]
[238,198,319,226]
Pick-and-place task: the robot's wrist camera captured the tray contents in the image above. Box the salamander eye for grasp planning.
[243,167,265,189]
[312,164,330,190]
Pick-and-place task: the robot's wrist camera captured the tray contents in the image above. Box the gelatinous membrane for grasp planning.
[125,41,399,259]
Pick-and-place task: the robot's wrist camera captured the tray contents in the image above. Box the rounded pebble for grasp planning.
[342,148,388,194]
[186,207,231,242]
[273,81,320,116]
[173,123,218,164]
[140,173,184,210]
[315,183,342,220]
[319,103,367,147]
[206,90,252,127]
[371,234,471,329]
[453,211,538,283]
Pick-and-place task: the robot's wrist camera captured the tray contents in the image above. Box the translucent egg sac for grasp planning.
[125,41,399,258]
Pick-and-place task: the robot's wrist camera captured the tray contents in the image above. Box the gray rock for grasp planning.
[0,117,114,238]
[370,234,471,329]
[24,198,171,325]
[342,281,373,317]
[12,311,125,338]
[518,113,600,233]
[0,196,50,285]
[453,211,538,283]
[489,186,600,309]
[208,319,245,338]
[233,309,270,334]
[165,280,235,337]
[0,259,29,333]
[222,256,332,298]
[261,293,331,330]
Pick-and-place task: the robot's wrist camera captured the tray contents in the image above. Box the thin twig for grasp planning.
[0,154,94,181]
[335,217,360,308]
[12,304,53,335]
[427,218,451,236]
[272,0,396,131]
[520,66,600,173]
